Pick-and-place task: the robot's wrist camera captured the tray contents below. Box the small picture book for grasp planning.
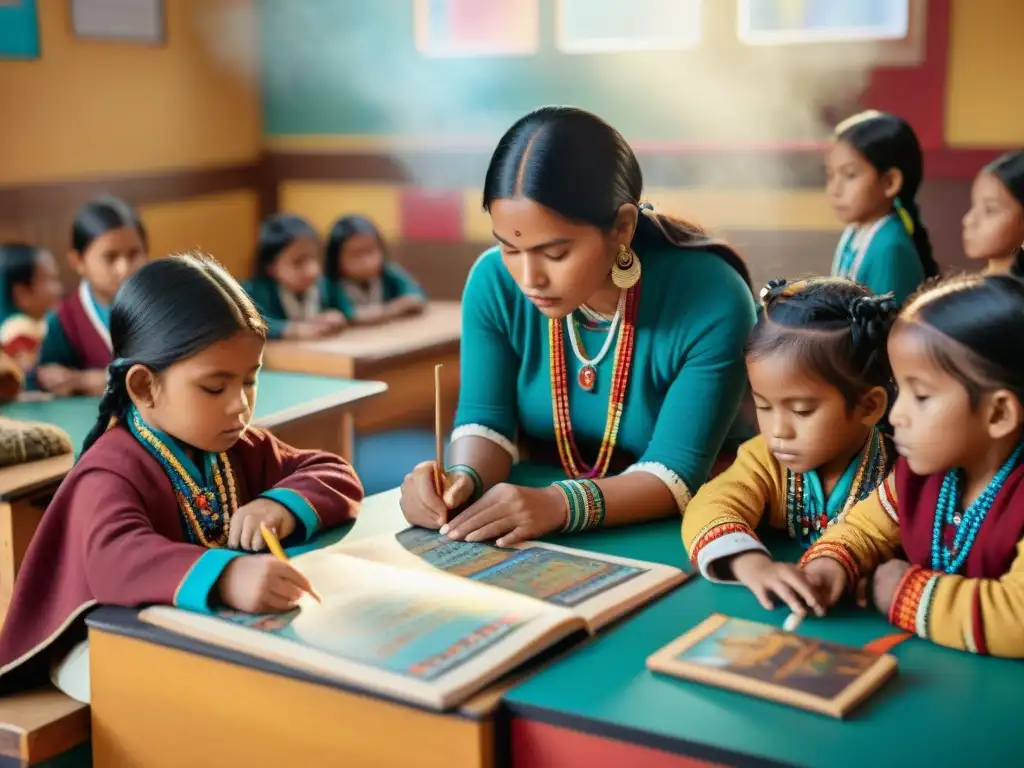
[646,614,897,718]
[139,527,687,711]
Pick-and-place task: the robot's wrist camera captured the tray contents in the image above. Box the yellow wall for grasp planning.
[0,0,260,185]
[945,0,1024,147]
[139,190,260,277]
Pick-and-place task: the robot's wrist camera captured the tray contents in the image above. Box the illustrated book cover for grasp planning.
[646,613,897,718]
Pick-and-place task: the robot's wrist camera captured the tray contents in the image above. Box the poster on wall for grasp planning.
[70,0,165,44]
[738,0,910,44]
[556,0,702,53]
[0,0,40,60]
[414,0,538,58]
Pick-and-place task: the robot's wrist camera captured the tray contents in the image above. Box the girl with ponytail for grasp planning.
[683,277,898,619]
[962,149,1024,277]
[0,252,363,703]
[828,110,938,304]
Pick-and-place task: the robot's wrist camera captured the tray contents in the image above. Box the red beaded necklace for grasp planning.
[548,283,639,479]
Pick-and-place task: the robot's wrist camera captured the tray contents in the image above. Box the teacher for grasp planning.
[400,106,756,546]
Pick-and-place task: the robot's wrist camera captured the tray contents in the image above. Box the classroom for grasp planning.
[0,0,1021,765]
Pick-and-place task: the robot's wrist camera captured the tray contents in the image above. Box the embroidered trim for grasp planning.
[450,424,520,462]
[798,542,860,587]
[878,475,899,523]
[624,462,692,513]
[79,281,112,353]
[694,531,769,582]
[832,215,893,280]
[688,516,756,564]
[888,565,938,635]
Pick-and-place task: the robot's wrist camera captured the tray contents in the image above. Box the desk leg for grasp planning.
[340,411,355,463]
[0,497,48,627]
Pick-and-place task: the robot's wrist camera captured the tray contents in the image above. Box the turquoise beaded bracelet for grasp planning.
[553,478,605,533]
[447,463,483,502]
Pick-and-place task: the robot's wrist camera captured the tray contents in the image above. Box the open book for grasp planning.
[647,614,897,718]
[139,527,687,710]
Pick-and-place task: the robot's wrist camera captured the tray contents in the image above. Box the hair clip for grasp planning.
[893,197,915,236]
[638,202,654,213]
[759,278,794,304]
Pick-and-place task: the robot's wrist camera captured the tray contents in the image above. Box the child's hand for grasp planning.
[313,310,347,333]
[731,552,825,617]
[229,498,297,551]
[801,557,849,609]
[387,294,426,319]
[216,554,313,613]
[36,365,78,396]
[78,369,108,397]
[872,559,911,617]
[286,320,331,341]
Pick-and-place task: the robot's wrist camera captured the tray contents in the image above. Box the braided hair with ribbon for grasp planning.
[750,277,899,413]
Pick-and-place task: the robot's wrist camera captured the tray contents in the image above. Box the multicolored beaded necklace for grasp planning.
[931,441,1024,574]
[786,428,888,548]
[548,284,639,479]
[127,408,238,547]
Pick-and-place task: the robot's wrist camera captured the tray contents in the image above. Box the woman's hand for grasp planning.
[801,557,849,610]
[440,483,567,548]
[229,498,297,551]
[730,552,825,617]
[399,461,476,529]
[216,555,313,613]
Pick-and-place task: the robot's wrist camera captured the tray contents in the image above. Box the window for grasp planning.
[738,0,910,45]
[556,0,702,54]
[414,0,539,58]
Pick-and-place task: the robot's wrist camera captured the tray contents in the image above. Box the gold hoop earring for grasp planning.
[611,244,641,289]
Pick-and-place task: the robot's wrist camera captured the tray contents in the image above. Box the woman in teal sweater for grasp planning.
[827,111,939,304]
[399,106,757,547]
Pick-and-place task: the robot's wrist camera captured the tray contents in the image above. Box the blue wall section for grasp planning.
[0,0,39,60]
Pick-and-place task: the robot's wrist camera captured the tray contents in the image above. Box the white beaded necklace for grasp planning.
[565,290,626,391]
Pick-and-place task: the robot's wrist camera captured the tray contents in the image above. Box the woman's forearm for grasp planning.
[589,471,677,527]
[447,435,513,490]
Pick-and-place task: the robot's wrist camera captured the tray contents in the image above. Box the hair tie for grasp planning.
[893,196,915,236]
[638,202,654,213]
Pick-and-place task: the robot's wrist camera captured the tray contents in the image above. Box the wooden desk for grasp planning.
[0,457,74,626]
[502,525,1022,768]
[0,371,386,461]
[264,302,461,433]
[0,687,90,767]
[86,489,503,768]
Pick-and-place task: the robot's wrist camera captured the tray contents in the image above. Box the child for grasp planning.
[827,110,939,304]
[37,196,148,396]
[800,274,1024,658]
[962,150,1024,276]
[683,278,897,618]
[324,214,426,323]
[243,213,347,340]
[0,243,63,376]
[0,252,364,701]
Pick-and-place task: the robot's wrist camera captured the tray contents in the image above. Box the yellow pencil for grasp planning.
[259,522,322,604]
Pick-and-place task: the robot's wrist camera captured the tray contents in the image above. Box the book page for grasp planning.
[140,552,584,711]
[322,527,688,630]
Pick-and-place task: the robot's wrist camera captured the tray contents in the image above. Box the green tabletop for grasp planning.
[504,519,1020,767]
[0,372,383,456]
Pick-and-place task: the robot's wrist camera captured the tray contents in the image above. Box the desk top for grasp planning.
[0,372,385,457]
[264,301,461,375]
[504,521,1021,768]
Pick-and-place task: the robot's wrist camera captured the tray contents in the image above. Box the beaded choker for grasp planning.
[549,284,639,479]
[786,428,888,548]
[127,408,238,547]
[931,441,1024,574]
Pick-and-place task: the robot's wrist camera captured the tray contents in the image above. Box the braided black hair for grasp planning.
[749,277,899,410]
[79,252,267,455]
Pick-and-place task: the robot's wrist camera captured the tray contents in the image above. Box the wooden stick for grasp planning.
[433,363,444,498]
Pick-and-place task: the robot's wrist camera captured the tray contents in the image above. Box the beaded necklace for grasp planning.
[548,283,639,479]
[930,442,1024,574]
[127,408,238,547]
[786,428,888,548]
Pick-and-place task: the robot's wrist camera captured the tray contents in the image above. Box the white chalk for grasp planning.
[783,612,803,632]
